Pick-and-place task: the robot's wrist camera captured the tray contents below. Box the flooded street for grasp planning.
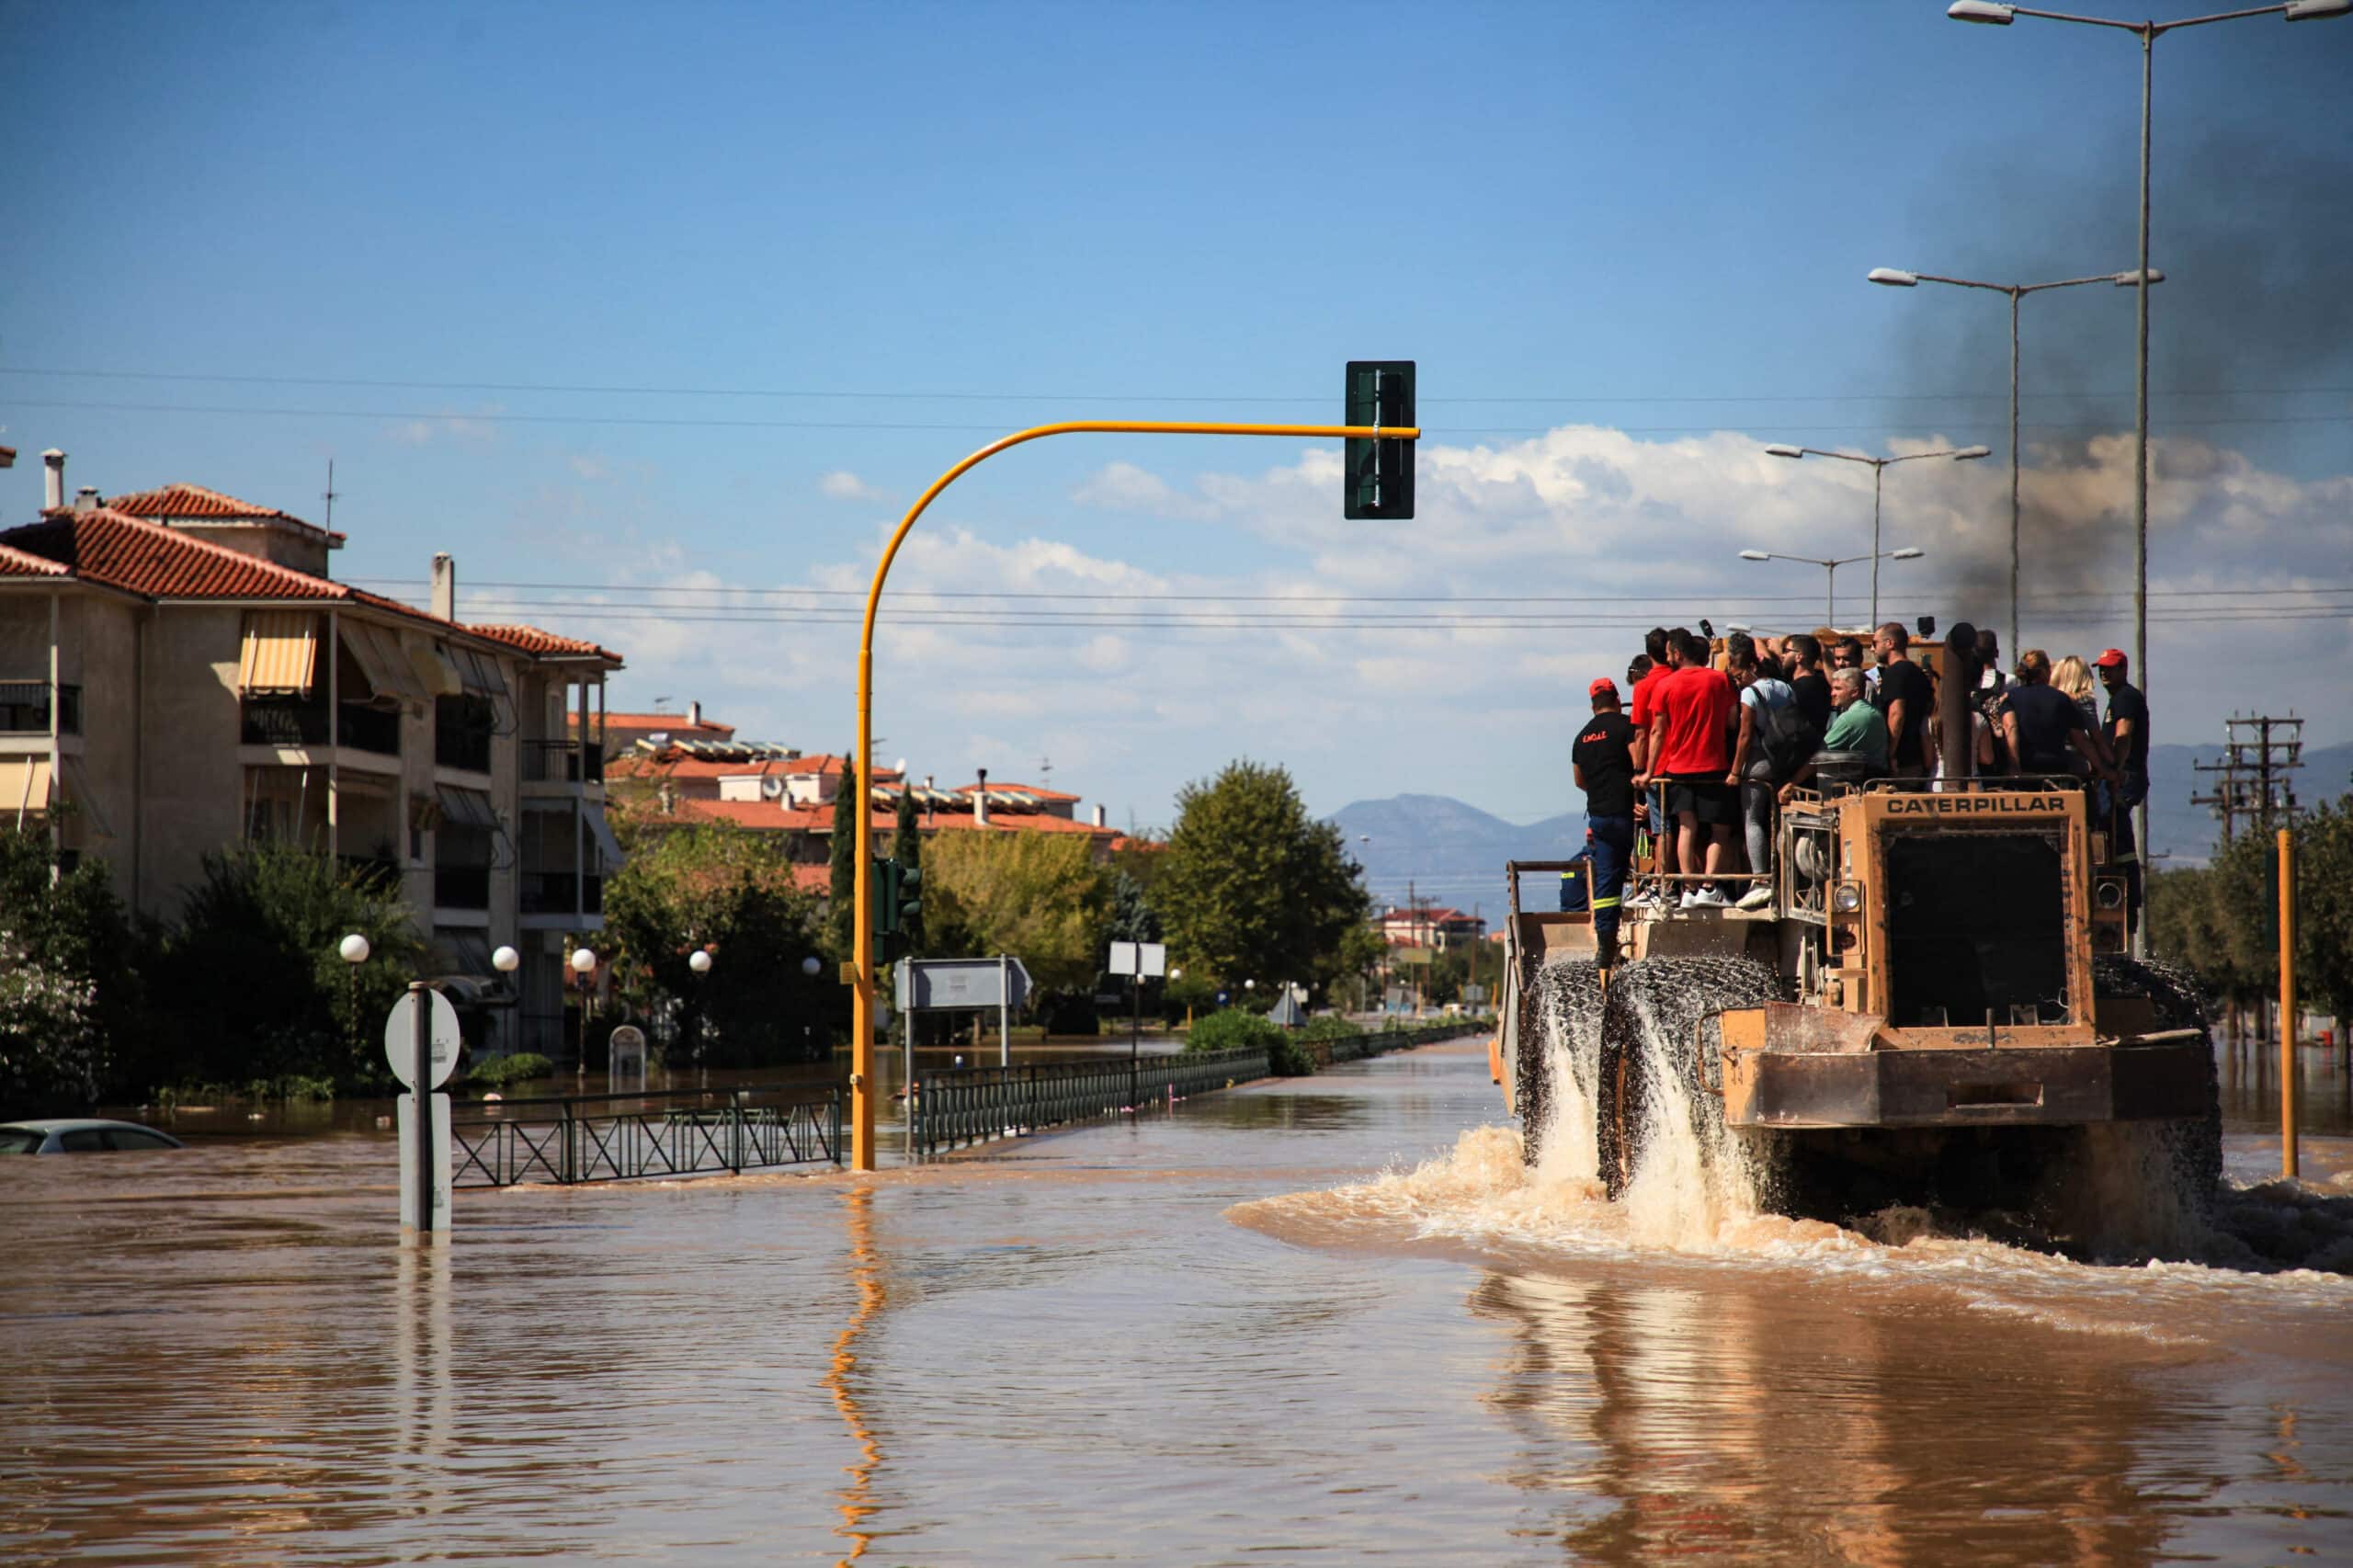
[7,1038,2353,1565]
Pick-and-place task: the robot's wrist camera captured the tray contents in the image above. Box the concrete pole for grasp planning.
[1870,462,1885,631]
[2131,26,2154,960]
[411,981,434,1241]
[2279,825,2297,1180]
[2009,287,2023,659]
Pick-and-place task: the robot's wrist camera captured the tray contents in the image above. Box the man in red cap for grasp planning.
[2095,648,2149,937]
[1572,676,1639,964]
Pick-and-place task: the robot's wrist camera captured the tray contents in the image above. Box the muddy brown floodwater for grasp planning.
[6,1038,2352,1565]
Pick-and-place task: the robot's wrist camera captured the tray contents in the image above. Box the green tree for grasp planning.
[156,842,421,1088]
[603,823,836,1064]
[1155,760,1370,1001]
[921,830,1108,991]
[892,788,925,956]
[1108,869,1161,945]
[827,762,859,961]
[0,827,150,1107]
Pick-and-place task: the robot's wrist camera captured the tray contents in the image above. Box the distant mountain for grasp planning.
[1331,741,2351,906]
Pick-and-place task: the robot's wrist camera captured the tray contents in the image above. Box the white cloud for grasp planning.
[566,421,2348,828]
[820,470,892,502]
[382,408,502,447]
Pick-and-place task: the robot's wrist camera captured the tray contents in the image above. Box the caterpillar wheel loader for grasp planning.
[1487,627,2218,1215]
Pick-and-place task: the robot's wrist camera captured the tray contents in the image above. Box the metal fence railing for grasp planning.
[451,1083,841,1187]
[910,1022,1483,1158]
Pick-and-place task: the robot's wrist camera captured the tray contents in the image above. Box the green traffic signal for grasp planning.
[1344,360,1415,520]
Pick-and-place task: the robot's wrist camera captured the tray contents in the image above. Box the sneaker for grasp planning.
[1688,887,1728,908]
[1626,890,1659,910]
[1736,885,1774,911]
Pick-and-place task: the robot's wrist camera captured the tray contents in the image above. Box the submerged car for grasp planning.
[0,1119,188,1153]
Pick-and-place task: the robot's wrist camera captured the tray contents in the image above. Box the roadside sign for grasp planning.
[895,956,1032,1012]
[608,1024,647,1083]
[384,990,462,1089]
[396,1091,452,1233]
[1108,941,1166,978]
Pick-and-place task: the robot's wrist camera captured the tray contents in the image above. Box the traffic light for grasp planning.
[1344,359,1415,520]
[870,859,923,949]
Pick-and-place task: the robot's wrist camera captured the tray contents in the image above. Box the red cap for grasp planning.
[2093,648,2128,668]
[1588,677,1619,699]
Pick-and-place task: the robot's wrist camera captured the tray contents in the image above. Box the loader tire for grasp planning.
[1518,960,1604,1167]
[2095,956,2223,1208]
[1596,956,1780,1200]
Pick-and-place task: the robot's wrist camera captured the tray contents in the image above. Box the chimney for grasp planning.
[74,486,99,515]
[974,767,989,827]
[688,700,702,728]
[430,553,455,621]
[41,449,64,511]
[1092,803,1107,829]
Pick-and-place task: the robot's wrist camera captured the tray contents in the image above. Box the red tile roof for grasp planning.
[597,711,737,740]
[0,541,70,578]
[7,508,347,600]
[107,483,345,544]
[665,798,1112,837]
[955,779,1082,802]
[469,623,622,662]
[0,506,616,666]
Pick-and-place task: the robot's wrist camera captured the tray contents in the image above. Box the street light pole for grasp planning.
[1867,265,2155,655]
[1947,0,2349,960]
[1764,444,1986,626]
[1738,547,1925,629]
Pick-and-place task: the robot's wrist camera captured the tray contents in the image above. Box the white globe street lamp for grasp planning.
[571,948,597,975]
[801,955,824,977]
[338,933,370,965]
[492,945,519,974]
[688,949,713,975]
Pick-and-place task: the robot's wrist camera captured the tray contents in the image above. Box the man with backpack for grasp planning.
[1725,636,1812,910]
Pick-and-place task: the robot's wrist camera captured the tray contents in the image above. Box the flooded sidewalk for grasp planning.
[5,1038,2351,1565]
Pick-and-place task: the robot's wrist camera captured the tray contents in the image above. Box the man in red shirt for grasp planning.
[1625,628,1677,895]
[1636,628,1738,907]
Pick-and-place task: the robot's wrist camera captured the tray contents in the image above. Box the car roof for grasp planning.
[0,1119,161,1134]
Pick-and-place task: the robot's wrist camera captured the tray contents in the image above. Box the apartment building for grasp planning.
[0,452,623,1057]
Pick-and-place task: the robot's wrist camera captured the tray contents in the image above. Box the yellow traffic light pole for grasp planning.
[847,418,1418,1170]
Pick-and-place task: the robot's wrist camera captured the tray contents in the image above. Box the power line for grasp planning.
[4,396,2345,437]
[6,364,2347,404]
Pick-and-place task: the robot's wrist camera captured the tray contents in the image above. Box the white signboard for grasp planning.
[608,1024,648,1083]
[384,990,462,1090]
[895,957,1032,1012]
[1108,941,1166,978]
[396,1091,452,1232]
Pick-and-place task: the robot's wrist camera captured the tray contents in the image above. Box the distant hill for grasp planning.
[1331,741,2351,907]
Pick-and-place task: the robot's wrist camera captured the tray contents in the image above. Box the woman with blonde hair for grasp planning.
[2050,655,2099,778]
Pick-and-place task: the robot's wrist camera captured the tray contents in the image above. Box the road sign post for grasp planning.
[847,395,1421,1170]
[1108,942,1167,1109]
[387,982,459,1243]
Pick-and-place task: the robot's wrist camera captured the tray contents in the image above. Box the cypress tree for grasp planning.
[826,756,858,960]
[892,786,924,956]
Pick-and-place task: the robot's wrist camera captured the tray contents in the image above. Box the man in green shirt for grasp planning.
[1779,667,1887,801]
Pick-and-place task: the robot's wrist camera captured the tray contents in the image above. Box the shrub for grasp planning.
[468,1052,555,1089]
[1182,1007,1315,1075]
[1300,1014,1364,1042]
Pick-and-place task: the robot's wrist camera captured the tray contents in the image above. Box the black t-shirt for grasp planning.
[1573,710,1637,817]
[1870,658,1934,767]
[2104,680,2149,772]
[1790,672,1832,735]
[2001,683,2087,772]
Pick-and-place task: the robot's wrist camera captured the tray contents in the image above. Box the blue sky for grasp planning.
[5,1,2347,861]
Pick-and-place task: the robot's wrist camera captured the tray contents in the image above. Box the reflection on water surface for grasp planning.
[5,1038,2349,1564]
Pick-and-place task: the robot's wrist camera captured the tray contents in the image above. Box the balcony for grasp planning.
[522,871,604,916]
[520,740,603,784]
[241,699,402,756]
[433,866,491,911]
[0,681,82,736]
[435,696,494,774]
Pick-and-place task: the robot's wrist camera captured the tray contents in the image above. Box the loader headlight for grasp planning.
[1834,881,1864,914]
[2096,878,2127,911]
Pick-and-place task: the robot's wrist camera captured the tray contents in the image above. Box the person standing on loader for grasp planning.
[1726,636,1805,909]
[2095,648,2150,938]
[1637,628,1738,908]
[1571,677,1639,966]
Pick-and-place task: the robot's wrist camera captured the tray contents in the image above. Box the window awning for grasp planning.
[585,803,626,872]
[2,757,53,826]
[413,641,465,698]
[429,927,496,978]
[436,783,500,829]
[455,647,509,699]
[237,611,319,699]
[345,623,432,710]
[60,755,113,838]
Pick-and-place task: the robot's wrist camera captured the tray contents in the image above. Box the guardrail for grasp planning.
[451,1083,841,1187]
[910,1022,1484,1158]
